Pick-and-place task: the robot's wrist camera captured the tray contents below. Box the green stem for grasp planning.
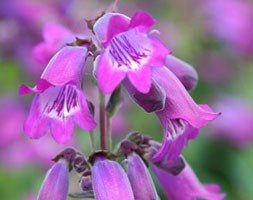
[99,91,107,150]
[89,130,96,152]
[106,114,112,152]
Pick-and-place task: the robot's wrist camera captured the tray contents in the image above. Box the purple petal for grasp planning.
[127,65,152,93]
[73,89,97,130]
[154,67,220,129]
[129,10,155,32]
[127,153,159,200]
[41,46,88,86]
[148,35,172,67]
[24,95,49,139]
[38,159,69,200]
[165,55,198,91]
[94,13,130,46]
[153,120,198,161]
[50,118,74,144]
[92,158,134,200]
[151,160,226,200]
[96,52,126,94]
[19,79,52,95]
[123,79,166,112]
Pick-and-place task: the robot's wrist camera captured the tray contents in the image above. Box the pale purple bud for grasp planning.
[37,159,69,200]
[127,153,159,200]
[92,157,134,200]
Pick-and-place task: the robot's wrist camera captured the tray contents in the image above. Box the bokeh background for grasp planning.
[1,0,253,199]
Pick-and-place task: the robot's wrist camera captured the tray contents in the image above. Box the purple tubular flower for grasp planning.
[127,153,159,200]
[153,67,219,159]
[19,46,96,144]
[151,159,226,200]
[93,11,171,94]
[33,22,76,65]
[165,55,198,91]
[37,159,69,200]
[92,157,135,200]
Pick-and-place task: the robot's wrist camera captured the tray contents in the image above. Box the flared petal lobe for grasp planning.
[151,160,225,200]
[38,159,69,200]
[92,158,134,200]
[127,153,159,200]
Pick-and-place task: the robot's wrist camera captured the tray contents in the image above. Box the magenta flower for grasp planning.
[124,56,218,159]
[151,158,226,200]
[208,97,253,147]
[19,46,96,144]
[126,153,159,200]
[153,66,219,160]
[92,156,135,200]
[93,11,171,94]
[33,22,76,65]
[37,159,69,200]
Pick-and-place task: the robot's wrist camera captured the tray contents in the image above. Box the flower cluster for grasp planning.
[20,10,225,200]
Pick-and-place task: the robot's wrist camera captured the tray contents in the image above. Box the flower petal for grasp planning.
[151,159,226,200]
[38,159,69,200]
[165,55,198,91]
[154,67,220,128]
[50,118,74,144]
[73,89,96,130]
[129,10,155,32]
[96,51,126,94]
[123,79,165,112]
[41,46,88,86]
[127,153,159,200]
[94,13,130,46]
[153,120,198,161]
[24,95,49,139]
[92,158,134,200]
[127,65,152,93]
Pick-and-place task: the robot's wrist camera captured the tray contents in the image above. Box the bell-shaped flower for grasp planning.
[153,66,219,159]
[37,159,69,200]
[33,22,76,65]
[19,46,96,144]
[93,11,171,94]
[126,153,159,200]
[92,156,135,200]
[124,60,217,159]
[151,158,226,200]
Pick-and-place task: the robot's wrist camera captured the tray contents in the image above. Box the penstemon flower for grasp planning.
[19,46,96,144]
[93,11,171,94]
